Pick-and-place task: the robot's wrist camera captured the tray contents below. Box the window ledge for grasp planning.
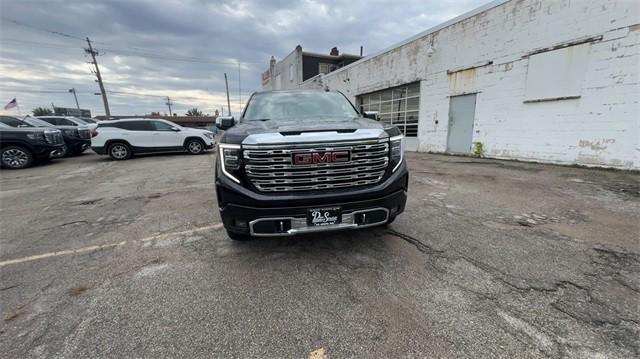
[523,95,581,103]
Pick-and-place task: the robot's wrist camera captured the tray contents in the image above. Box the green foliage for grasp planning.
[185,108,203,117]
[32,107,53,116]
[473,142,484,158]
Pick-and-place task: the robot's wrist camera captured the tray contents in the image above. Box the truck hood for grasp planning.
[221,117,392,145]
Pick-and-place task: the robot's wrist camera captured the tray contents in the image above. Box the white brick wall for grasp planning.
[314,0,640,169]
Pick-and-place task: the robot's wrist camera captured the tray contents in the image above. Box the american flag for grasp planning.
[4,98,17,110]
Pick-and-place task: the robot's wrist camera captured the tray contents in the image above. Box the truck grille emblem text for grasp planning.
[292,151,350,165]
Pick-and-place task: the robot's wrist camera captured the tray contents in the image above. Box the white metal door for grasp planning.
[446,94,476,154]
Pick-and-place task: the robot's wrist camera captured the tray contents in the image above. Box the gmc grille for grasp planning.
[44,132,64,145]
[78,128,91,139]
[243,140,389,192]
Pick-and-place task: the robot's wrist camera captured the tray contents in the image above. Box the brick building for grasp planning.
[284,0,638,169]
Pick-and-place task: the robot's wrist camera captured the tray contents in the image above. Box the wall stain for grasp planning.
[578,139,616,151]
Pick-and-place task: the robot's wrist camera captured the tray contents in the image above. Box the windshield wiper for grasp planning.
[250,118,272,122]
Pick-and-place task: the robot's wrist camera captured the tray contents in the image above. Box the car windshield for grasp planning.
[0,116,32,127]
[23,117,53,127]
[242,92,359,122]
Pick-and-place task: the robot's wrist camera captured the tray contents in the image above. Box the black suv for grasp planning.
[215,90,408,240]
[0,120,65,169]
[21,116,91,155]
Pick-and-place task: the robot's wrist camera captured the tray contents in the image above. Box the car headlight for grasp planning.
[219,143,241,183]
[390,134,405,172]
[26,132,45,141]
[203,132,213,139]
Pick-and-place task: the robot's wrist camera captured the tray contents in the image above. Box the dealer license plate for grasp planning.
[307,207,342,227]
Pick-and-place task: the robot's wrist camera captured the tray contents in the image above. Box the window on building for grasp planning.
[524,43,590,102]
[289,64,294,82]
[357,82,420,137]
[319,63,331,74]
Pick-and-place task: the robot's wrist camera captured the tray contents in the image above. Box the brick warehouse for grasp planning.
[267,0,639,169]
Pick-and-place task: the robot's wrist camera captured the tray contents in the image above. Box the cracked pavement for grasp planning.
[0,151,638,358]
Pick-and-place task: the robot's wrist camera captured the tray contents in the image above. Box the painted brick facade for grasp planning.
[302,0,639,169]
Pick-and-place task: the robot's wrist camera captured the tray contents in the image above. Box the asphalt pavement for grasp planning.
[1,150,638,358]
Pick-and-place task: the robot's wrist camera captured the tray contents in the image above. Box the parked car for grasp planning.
[22,116,91,155]
[0,121,65,169]
[91,118,215,160]
[214,89,408,240]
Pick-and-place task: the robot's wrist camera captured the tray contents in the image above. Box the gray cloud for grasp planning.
[0,0,486,116]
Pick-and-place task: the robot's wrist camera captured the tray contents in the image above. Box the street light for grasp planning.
[68,88,80,111]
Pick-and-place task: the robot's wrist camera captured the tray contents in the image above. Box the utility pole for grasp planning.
[224,73,231,115]
[165,96,173,116]
[68,88,80,111]
[85,37,110,118]
[237,62,242,111]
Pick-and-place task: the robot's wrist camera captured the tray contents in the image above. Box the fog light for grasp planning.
[234,220,248,228]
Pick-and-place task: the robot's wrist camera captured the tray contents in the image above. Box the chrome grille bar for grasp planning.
[243,139,390,192]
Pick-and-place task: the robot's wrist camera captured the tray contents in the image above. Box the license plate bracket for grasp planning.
[307,207,342,227]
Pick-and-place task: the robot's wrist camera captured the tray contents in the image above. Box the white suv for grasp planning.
[91,118,215,160]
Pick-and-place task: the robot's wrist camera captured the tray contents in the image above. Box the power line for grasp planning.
[1,17,86,41]
[2,18,261,66]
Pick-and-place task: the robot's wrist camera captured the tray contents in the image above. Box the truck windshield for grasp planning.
[243,92,359,122]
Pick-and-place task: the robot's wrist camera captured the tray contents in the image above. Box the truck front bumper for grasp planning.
[216,161,408,237]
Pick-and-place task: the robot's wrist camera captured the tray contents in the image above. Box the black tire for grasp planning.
[227,230,252,241]
[1,145,34,169]
[108,142,132,160]
[186,138,205,155]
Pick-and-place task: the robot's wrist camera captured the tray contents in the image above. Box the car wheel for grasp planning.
[227,230,252,241]
[108,142,132,160]
[186,139,205,155]
[1,146,34,169]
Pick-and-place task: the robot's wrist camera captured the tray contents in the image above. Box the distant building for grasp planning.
[94,115,217,129]
[262,46,362,90]
[290,0,638,170]
[54,107,91,118]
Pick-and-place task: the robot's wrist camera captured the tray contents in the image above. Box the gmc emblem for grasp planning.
[292,151,350,165]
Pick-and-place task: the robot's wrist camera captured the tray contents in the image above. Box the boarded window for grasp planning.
[524,43,590,102]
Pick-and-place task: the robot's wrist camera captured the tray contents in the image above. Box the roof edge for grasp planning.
[324,0,510,78]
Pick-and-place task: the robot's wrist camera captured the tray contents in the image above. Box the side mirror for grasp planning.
[364,111,379,121]
[216,116,235,130]
[170,126,181,132]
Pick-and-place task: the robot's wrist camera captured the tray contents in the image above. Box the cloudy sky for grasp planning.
[0,0,487,117]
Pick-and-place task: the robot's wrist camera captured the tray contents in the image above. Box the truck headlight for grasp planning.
[219,143,241,183]
[26,132,45,141]
[63,129,76,136]
[389,134,405,172]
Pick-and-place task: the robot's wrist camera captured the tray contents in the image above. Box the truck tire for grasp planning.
[227,230,252,241]
[1,145,34,169]
[108,142,132,160]
[186,138,205,155]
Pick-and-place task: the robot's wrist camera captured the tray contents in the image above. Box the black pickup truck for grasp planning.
[215,90,408,240]
[0,120,65,169]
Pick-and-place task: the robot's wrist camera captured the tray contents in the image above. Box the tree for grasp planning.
[32,107,53,116]
[185,108,203,116]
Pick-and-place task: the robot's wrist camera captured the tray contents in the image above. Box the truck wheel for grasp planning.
[1,146,34,169]
[227,230,252,241]
[186,139,205,155]
[108,142,132,160]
